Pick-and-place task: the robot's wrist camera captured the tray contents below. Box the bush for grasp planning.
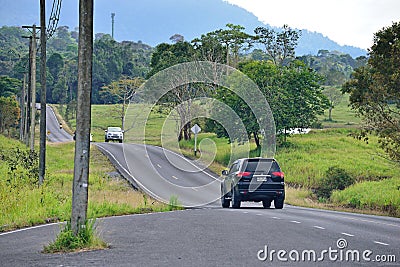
[316,166,354,199]
[1,147,39,188]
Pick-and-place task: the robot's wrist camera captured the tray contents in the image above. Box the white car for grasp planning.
[105,127,123,143]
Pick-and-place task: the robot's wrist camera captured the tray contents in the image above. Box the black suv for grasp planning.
[221,158,285,209]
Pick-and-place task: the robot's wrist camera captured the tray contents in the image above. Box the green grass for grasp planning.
[43,219,108,253]
[318,94,362,128]
[275,128,398,187]
[0,134,172,232]
[330,178,400,216]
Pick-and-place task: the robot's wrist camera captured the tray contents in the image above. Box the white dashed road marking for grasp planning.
[374,241,389,246]
[341,232,354,237]
[313,226,325,230]
[290,220,301,224]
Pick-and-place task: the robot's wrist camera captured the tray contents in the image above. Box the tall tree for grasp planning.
[207,24,252,68]
[240,60,328,142]
[254,25,300,66]
[0,75,20,97]
[100,77,144,130]
[147,41,198,141]
[343,21,400,162]
[323,86,344,121]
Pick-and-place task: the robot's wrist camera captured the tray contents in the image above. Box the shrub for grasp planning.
[1,147,39,188]
[316,166,354,199]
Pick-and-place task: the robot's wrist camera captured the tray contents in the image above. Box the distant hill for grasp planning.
[0,0,367,57]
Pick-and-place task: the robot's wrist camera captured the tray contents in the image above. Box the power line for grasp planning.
[47,0,62,39]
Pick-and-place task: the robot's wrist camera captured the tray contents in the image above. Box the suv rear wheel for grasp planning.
[231,187,241,208]
[274,196,284,209]
[221,195,230,208]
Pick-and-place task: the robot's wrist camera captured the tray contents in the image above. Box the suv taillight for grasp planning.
[272,171,284,179]
[237,171,251,178]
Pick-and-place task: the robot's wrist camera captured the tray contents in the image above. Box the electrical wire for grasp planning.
[47,0,62,39]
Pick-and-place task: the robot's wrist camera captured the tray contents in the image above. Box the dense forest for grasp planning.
[0,24,366,139]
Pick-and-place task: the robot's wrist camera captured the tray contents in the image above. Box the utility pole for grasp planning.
[71,0,93,235]
[111,13,115,39]
[24,70,30,146]
[23,25,38,152]
[39,0,47,185]
[19,74,26,142]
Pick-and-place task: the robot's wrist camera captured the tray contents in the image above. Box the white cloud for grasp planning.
[224,0,400,49]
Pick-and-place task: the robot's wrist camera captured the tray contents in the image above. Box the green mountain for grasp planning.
[0,0,366,57]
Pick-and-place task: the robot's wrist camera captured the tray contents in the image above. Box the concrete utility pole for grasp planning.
[39,0,47,185]
[22,25,38,152]
[71,0,93,235]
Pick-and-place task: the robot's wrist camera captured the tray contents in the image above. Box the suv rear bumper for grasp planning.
[237,186,285,201]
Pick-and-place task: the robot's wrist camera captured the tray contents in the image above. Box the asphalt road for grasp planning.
[0,206,398,266]
[1,138,398,266]
[96,142,221,207]
[46,105,73,142]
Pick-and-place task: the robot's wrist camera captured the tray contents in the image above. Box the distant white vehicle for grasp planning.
[278,128,311,135]
[105,127,123,143]
[287,128,311,134]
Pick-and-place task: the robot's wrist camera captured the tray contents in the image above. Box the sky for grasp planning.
[224,0,400,49]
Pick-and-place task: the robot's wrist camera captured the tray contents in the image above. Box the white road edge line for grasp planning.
[0,222,61,236]
[341,232,354,237]
[96,144,165,204]
[373,241,389,246]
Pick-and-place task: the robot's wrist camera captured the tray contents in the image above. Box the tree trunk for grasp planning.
[328,106,333,121]
[253,132,260,148]
[183,122,191,141]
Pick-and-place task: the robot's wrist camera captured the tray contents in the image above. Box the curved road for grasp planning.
[96,142,221,207]
[46,105,73,142]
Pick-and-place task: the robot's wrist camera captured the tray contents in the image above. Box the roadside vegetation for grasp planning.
[43,219,107,253]
[0,134,172,233]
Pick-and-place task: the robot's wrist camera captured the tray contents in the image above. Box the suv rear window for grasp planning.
[242,159,280,173]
